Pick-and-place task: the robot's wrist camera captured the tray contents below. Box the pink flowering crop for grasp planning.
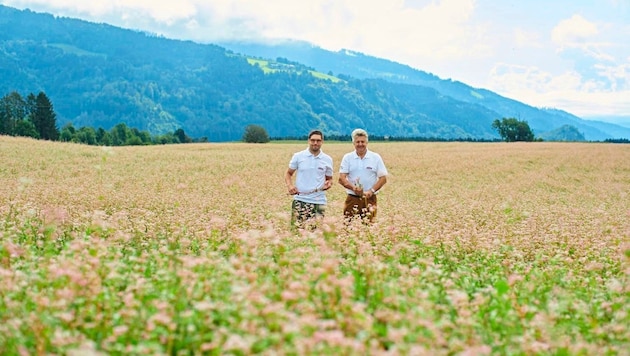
[0,136,628,355]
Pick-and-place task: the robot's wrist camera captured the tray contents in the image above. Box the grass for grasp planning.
[0,136,628,355]
[246,58,342,82]
[49,43,106,58]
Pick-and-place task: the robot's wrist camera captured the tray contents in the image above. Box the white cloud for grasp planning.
[594,63,630,91]
[552,14,598,46]
[19,0,198,21]
[195,0,483,65]
[4,0,483,60]
[488,62,630,116]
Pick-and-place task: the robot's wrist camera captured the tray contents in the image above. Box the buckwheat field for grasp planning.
[1,136,628,355]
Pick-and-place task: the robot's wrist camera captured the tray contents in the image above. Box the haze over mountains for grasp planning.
[1,5,629,141]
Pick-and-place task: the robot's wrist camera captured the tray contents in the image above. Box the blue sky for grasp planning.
[2,0,629,124]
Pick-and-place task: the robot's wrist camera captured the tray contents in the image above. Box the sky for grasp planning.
[2,0,629,124]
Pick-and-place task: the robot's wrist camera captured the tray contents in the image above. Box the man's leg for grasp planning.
[343,195,363,221]
[292,200,316,228]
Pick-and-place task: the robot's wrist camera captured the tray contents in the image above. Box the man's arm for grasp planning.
[338,173,351,189]
[373,176,387,192]
[323,175,333,190]
[285,168,298,195]
[338,173,363,196]
[365,176,387,198]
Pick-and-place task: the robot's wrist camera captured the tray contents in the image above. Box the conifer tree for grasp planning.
[31,92,59,140]
[0,91,27,136]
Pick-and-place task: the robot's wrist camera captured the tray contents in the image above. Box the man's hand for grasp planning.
[323,179,333,190]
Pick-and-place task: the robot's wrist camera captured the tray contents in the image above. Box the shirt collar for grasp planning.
[352,149,370,159]
[306,147,324,158]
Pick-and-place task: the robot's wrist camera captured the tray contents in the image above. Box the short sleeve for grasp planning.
[339,154,350,174]
[288,153,299,170]
[326,156,334,176]
[376,154,388,177]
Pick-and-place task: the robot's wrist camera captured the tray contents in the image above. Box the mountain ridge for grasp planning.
[218,40,630,140]
[1,5,629,141]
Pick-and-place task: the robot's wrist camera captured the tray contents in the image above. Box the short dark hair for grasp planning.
[309,130,324,140]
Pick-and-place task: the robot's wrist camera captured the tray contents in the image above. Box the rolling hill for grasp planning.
[1,5,629,141]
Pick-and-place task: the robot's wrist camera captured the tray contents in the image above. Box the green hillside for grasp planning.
[1,5,628,141]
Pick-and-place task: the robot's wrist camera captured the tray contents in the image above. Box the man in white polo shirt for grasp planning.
[285,130,333,228]
[338,128,388,223]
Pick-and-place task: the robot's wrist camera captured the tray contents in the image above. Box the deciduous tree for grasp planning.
[242,124,270,143]
[492,118,535,142]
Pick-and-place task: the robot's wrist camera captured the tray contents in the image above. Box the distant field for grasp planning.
[0,136,628,354]
[49,43,106,58]
[246,57,341,82]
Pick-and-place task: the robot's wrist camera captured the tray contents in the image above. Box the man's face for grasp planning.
[353,136,367,155]
[309,134,323,153]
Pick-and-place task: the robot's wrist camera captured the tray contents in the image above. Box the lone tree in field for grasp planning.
[492,117,535,142]
[242,124,270,143]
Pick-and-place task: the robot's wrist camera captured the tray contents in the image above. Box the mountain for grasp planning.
[538,124,586,142]
[218,40,630,141]
[1,5,629,141]
[583,115,630,130]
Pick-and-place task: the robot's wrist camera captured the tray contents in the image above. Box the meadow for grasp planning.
[0,136,628,355]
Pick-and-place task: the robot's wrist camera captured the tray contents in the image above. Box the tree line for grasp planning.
[0,91,59,140]
[2,90,540,145]
[0,91,206,145]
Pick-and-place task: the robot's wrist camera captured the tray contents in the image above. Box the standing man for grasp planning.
[338,128,388,223]
[285,130,333,228]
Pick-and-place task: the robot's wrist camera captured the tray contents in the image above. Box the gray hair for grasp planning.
[351,128,368,142]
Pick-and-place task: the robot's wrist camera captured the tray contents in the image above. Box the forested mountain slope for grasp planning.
[2,5,628,141]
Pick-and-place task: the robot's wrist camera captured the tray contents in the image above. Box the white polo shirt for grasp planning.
[339,149,388,195]
[289,148,333,204]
